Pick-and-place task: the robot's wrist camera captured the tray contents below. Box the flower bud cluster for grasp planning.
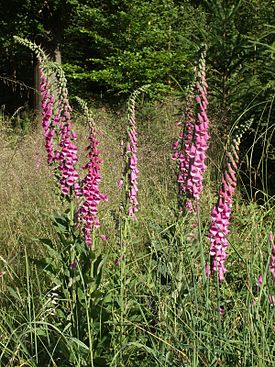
[40,71,56,164]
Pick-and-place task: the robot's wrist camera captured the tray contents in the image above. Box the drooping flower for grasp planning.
[127,89,141,218]
[172,47,209,211]
[40,71,56,164]
[51,66,81,197]
[76,100,108,247]
[14,37,81,198]
[100,234,109,241]
[208,137,240,282]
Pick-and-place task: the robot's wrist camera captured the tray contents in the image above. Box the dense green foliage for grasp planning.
[1,0,274,104]
[62,0,204,96]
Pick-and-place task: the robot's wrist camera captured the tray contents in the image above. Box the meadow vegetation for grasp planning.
[0,89,274,366]
[0,1,274,364]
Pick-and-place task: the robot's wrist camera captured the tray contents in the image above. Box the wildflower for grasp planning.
[216,306,225,316]
[257,275,263,286]
[40,70,56,164]
[269,232,275,279]
[57,122,81,196]
[77,116,108,247]
[100,234,109,241]
[69,261,77,269]
[208,137,240,282]
[53,68,81,197]
[114,253,125,266]
[172,47,209,211]
[127,89,140,218]
[117,178,124,190]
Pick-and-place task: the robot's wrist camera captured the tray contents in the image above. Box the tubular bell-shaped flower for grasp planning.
[172,47,209,211]
[126,87,148,218]
[208,136,241,282]
[76,99,108,246]
[50,64,81,197]
[40,71,56,164]
[14,37,81,198]
[14,37,57,166]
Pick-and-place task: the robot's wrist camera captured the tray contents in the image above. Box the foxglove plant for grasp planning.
[49,64,81,197]
[127,89,140,218]
[269,232,275,280]
[172,82,195,209]
[40,71,56,164]
[208,134,241,282]
[172,47,209,211]
[125,86,149,218]
[14,37,57,165]
[76,98,108,246]
[14,37,81,198]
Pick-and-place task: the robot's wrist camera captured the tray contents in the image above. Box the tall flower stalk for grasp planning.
[125,85,149,218]
[208,136,240,282]
[50,64,81,197]
[269,232,275,280]
[208,120,251,282]
[76,98,108,247]
[40,71,56,164]
[173,47,209,211]
[14,37,81,198]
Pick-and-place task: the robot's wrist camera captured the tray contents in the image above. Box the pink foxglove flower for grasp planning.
[40,71,56,164]
[52,68,81,197]
[172,48,209,211]
[208,138,240,282]
[269,233,275,280]
[127,90,141,218]
[78,121,108,246]
[14,37,81,198]
[100,234,109,241]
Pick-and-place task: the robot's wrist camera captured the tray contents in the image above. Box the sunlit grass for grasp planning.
[0,100,274,366]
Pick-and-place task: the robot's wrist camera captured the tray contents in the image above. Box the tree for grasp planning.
[62,0,206,97]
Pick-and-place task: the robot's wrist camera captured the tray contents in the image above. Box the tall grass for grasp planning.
[0,94,274,366]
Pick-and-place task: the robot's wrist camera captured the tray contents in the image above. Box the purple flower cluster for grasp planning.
[172,88,195,209]
[127,96,139,218]
[39,66,81,197]
[40,71,55,164]
[56,122,81,196]
[208,140,240,282]
[172,49,209,211]
[188,61,210,201]
[54,70,81,197]
[269,233,275,280]
[78,125,108,246]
